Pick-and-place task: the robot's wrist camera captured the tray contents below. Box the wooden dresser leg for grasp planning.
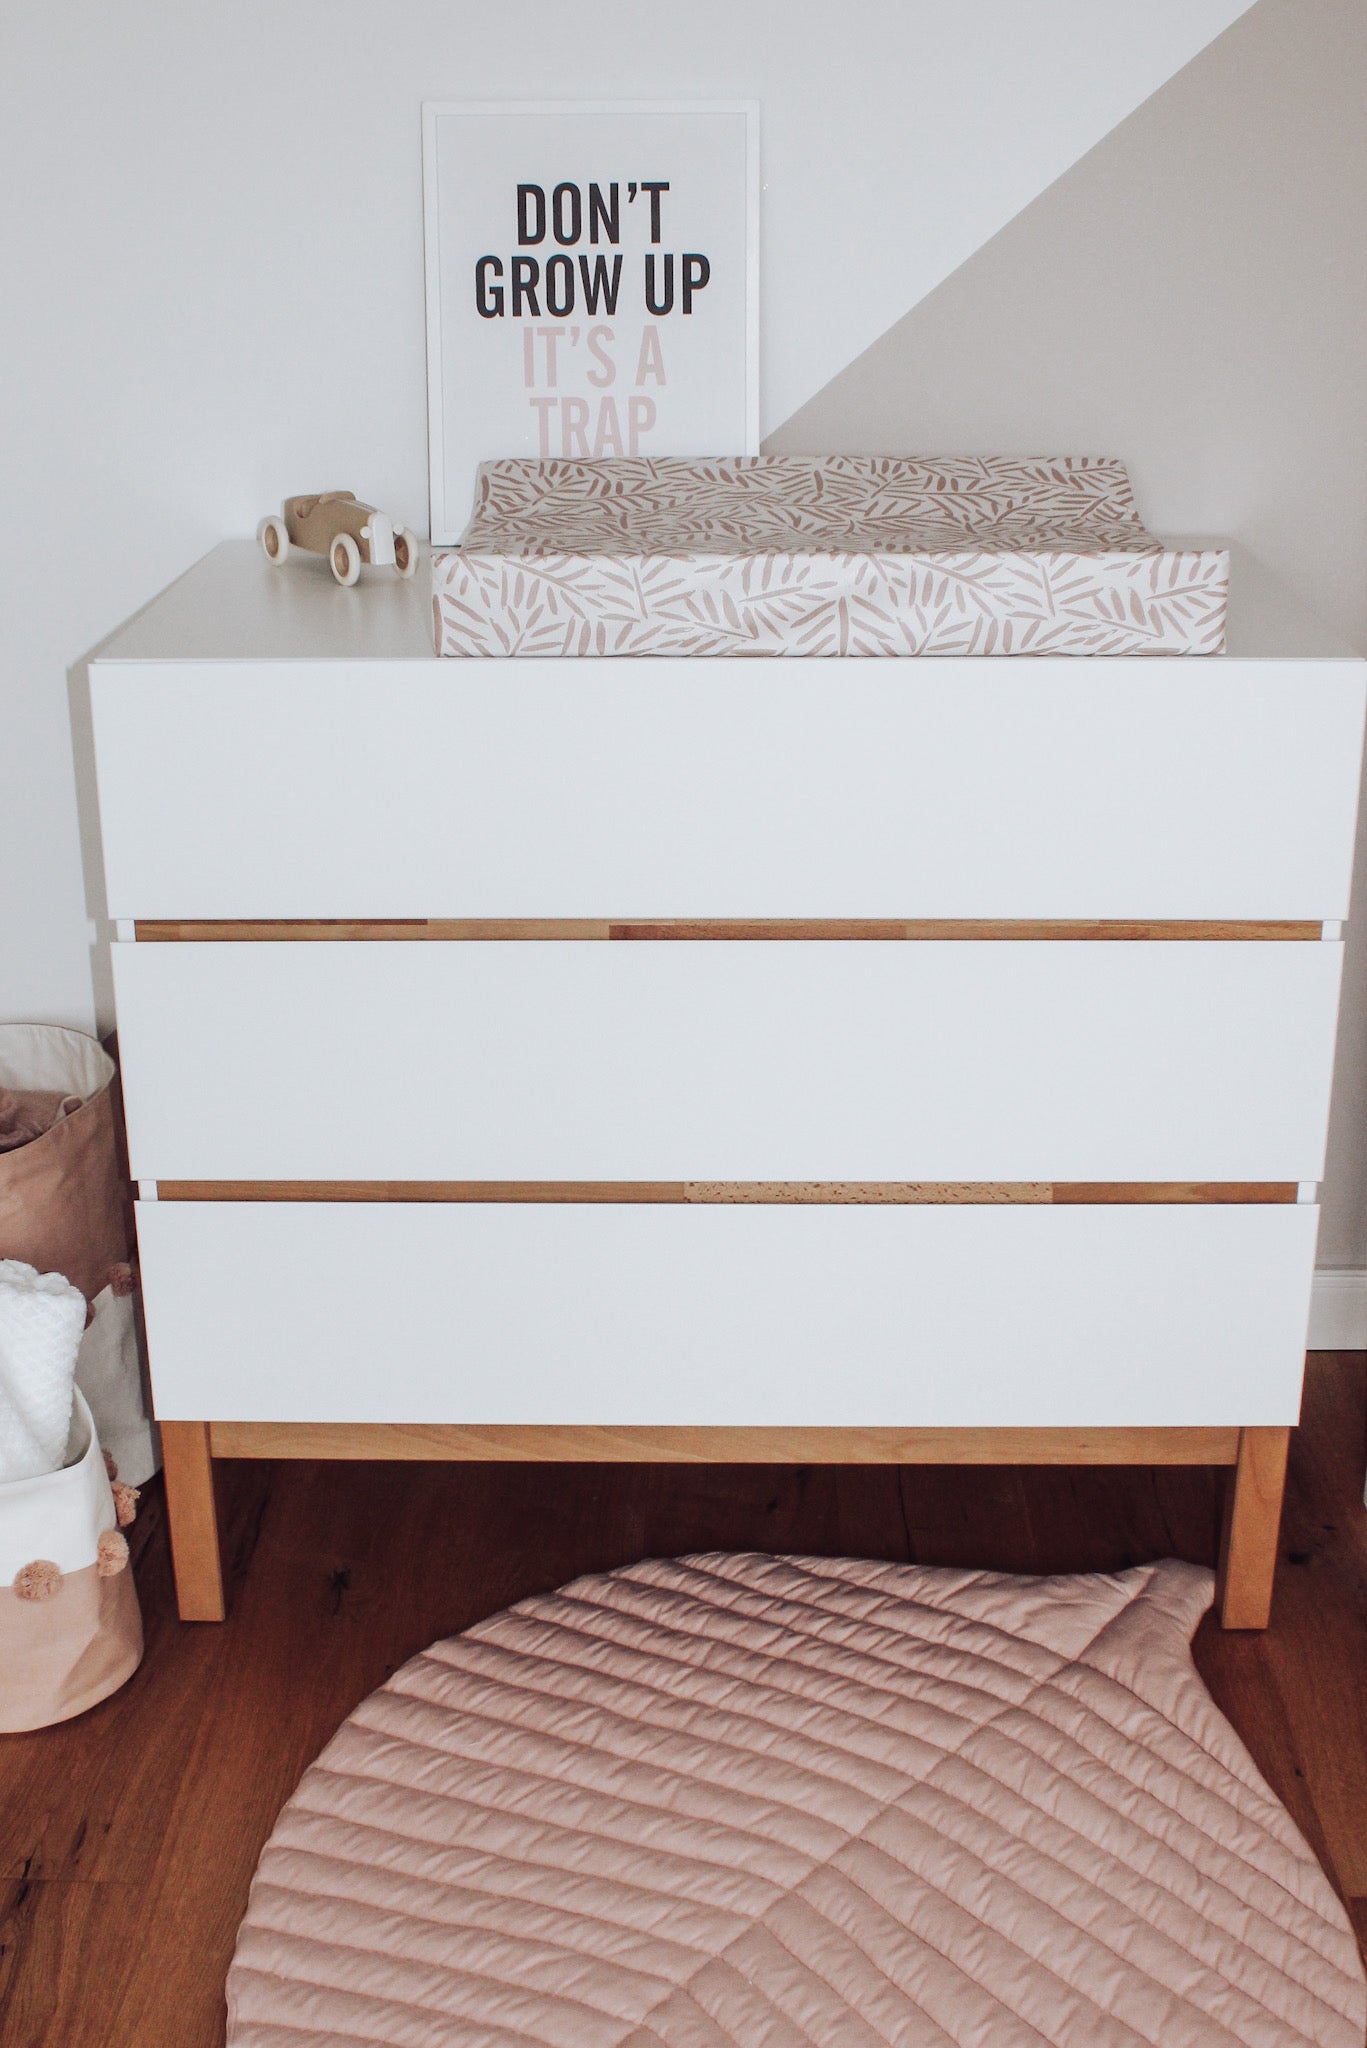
[160,1420,227,1621]
[1216,1426,1290,1630]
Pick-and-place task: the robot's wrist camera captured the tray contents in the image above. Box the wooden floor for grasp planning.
[2,1356,1364,2046]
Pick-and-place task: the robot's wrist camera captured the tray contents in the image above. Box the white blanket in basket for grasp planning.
[0,1259,86,1481]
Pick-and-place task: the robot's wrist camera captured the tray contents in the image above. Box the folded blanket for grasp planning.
[0,1087,81,1155]
[0,1260,87,1481]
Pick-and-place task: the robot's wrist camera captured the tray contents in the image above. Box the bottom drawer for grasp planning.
[134,1200,1318,1429]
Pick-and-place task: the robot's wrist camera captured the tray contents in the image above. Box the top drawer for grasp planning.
[89,656,1365,920]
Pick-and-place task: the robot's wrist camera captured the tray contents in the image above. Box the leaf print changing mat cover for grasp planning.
[432,455,1228,658]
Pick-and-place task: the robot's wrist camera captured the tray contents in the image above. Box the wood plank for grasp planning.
[613,919,1323,942]
[1052,1183,1297,1205]
[208,1419,1242,1466]
[152,1179,1295,1205]
[898,1462,1042,1577]
[610,920,917,940]
[135,916,1323,943]
[1014,1460,1223,1580]
[1346,1899,1367,1960]
[0,1875,133,2047]
[159,1422,226,1623]
[157,1179,691,1204]
[682,1182,1051,1204]
[1216,1426,1291,1628]
[1232,1352,1367,1892]
[1192,1615,1349,1903]
[136,918,611,942]
[1194,1353,1367,1913]
[906,920,1321,942]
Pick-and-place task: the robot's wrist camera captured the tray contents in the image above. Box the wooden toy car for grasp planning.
[258,493,418,585]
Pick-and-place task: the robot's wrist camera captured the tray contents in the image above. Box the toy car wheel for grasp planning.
[330,533,361,586]
[393,528,419,578]
[258,515,290,565]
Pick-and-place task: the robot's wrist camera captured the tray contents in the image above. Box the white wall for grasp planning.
[1,0,1247,1033]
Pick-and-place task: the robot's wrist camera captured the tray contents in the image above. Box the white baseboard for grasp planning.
[1309,1268,1367,1349]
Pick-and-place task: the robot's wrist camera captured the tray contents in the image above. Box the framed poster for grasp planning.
[423,100,759,543]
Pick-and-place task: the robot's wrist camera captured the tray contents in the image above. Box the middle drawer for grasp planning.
[112,939,1342,1184]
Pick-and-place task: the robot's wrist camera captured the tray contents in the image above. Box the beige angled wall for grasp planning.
[768,0,1367,1266]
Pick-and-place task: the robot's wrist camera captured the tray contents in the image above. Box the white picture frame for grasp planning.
[423,100,760,545]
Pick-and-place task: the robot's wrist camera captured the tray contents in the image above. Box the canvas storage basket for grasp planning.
[0,1024,156,1484]
[0,1390,142,1731]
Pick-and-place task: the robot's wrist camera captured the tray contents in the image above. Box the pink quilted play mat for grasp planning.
[227,1554,1364,2047]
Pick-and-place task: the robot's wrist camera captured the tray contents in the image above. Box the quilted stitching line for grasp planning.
[611,1550,1112,1644]
[794,1867,1114,2048]
[905,1762,1354,2037]
[253,1840,745,1959]
[701,1909,944,2048]
[710,1562,1262,1762]
[294,1762,810,1895]
[664,1613,1328,2048]
[431,1573,1339,1959]
[407,1631,1011,1775]
[957,1702,1358,1978]
[609,1861,967,2048]
[1054,1653,1309,1836]
[290,1660,1140,2039]
[689,1946,831,2048]
[1002,1673,1343,1925]
[226,1994,528,2047]
[812,1841,1224,2048]
[685,1552,1149,1655]
[709,1856,1066,2048]
[389,1564,1147,1794]
[234,1922,662,2043]
[485,1572,1060,1697]
[261,1809,773,1930]
[300,1734,846,1878]
[430,1620,1048,1752]
[367,1670,907,1815]
[810,1663,1248,2048]
[625,1648,1148,2048]
[245,1869,713,1980]
[565,1577,1079,1701]
[371,1645,1049,1836]
[998,1695,1336,1925]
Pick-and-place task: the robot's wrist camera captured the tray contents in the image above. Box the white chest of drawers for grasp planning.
[87,542,1366,1627]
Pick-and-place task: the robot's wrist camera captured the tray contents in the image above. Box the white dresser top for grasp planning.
[92,539,1359,665]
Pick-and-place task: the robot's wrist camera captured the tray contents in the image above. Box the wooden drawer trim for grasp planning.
[153,1180,1299,1205]
[207,1419,1243,1465]
[135,918,1323,943]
